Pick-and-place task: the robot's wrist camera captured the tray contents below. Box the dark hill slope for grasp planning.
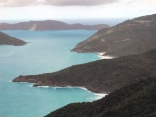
[0,20,109,31]
[0,31,27,46]
[13,49,156,93]
[71,14,156,57]
[45,77,156,117]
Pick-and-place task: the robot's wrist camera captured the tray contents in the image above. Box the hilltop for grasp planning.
[0,31,27,46]
[71,14,156,57]
[0,20,109,31]
[13,49,156,93]
[45,77,156,117]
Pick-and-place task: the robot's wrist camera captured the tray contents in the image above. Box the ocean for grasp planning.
[0,30,105,117]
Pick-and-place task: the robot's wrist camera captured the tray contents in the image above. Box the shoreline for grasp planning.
[35,85,108,99]
[97,52,114,59]
[11,51,112,99]
[12,80,108,99]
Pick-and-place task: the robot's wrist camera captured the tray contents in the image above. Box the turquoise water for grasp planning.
[0,30,100,117]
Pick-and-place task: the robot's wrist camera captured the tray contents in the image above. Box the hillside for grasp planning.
[13,49,156,93]
[45,77,156,117]
[0,31,27,46]
[0,20,109,31]
[71,14,156,57]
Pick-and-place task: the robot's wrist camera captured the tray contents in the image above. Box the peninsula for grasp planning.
[0,31,27,46]
[71,14,156,57]
[13,49,156,93]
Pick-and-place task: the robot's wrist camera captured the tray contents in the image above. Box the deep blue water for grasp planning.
[0,30,102,117]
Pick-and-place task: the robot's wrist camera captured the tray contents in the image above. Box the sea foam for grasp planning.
[94,93,108,99]
[38,86,50,88]
[98,52,114,59]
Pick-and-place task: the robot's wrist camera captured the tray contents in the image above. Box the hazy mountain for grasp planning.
[45,77,156,117]
[0,20,110,31]
[71,14,156,57]
[13,49,156,93]
[0,31,27,46]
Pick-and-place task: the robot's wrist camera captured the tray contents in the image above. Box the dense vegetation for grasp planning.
[13,49,156,93]
[71,14,156,57]
[0,31,27,46]
[45,77,156,117]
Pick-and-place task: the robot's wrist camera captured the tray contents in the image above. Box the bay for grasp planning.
[0,30,101,117]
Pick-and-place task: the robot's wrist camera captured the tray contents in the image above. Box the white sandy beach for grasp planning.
[98,52,114,59]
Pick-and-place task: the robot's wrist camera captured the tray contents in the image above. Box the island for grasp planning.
[71,14,156,57]
[0,31,27,46]
[0,20,110,31]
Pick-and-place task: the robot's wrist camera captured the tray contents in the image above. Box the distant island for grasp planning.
[71,14,156,57]
[13,49,156,93]
[0,20,110,31]
[0,31,27,46]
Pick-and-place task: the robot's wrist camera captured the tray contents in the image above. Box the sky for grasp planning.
[0,0,156,23]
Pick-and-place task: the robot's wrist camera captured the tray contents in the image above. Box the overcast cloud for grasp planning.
[0,0,119,7]
[0,0,156,20]
[43,0,119,6]
[0,0,156,7]
[0,0,39,7]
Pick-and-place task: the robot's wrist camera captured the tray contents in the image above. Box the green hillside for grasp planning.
[71,14,156,57]
[13,49,156,93]
[45,77,156,117]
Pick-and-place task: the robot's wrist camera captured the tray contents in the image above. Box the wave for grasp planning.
[29,84,33,87]
[38,86,50,88]
[35,85,91,93]
[94,93,108,99]
[97,52,114,59]
[95,93,107,97]
[52,86,88,90]
[12,81,29,83]
[12,82,107,100]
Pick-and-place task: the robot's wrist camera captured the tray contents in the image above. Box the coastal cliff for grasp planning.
[71,14,156,57]
[13,49,156,93]
[0,31,27,46]
[45,77,156,117]
[0,20,109,31]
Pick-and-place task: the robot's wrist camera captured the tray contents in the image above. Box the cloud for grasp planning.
[0,0,41,7]
[0,0,156,9]
[0,0,119,7]
[119,0,156,6]
[119,0,136,4]
[43,0,119,6]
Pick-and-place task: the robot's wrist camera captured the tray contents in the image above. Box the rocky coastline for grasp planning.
[13,75,107,93]
[12,49,156,94]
